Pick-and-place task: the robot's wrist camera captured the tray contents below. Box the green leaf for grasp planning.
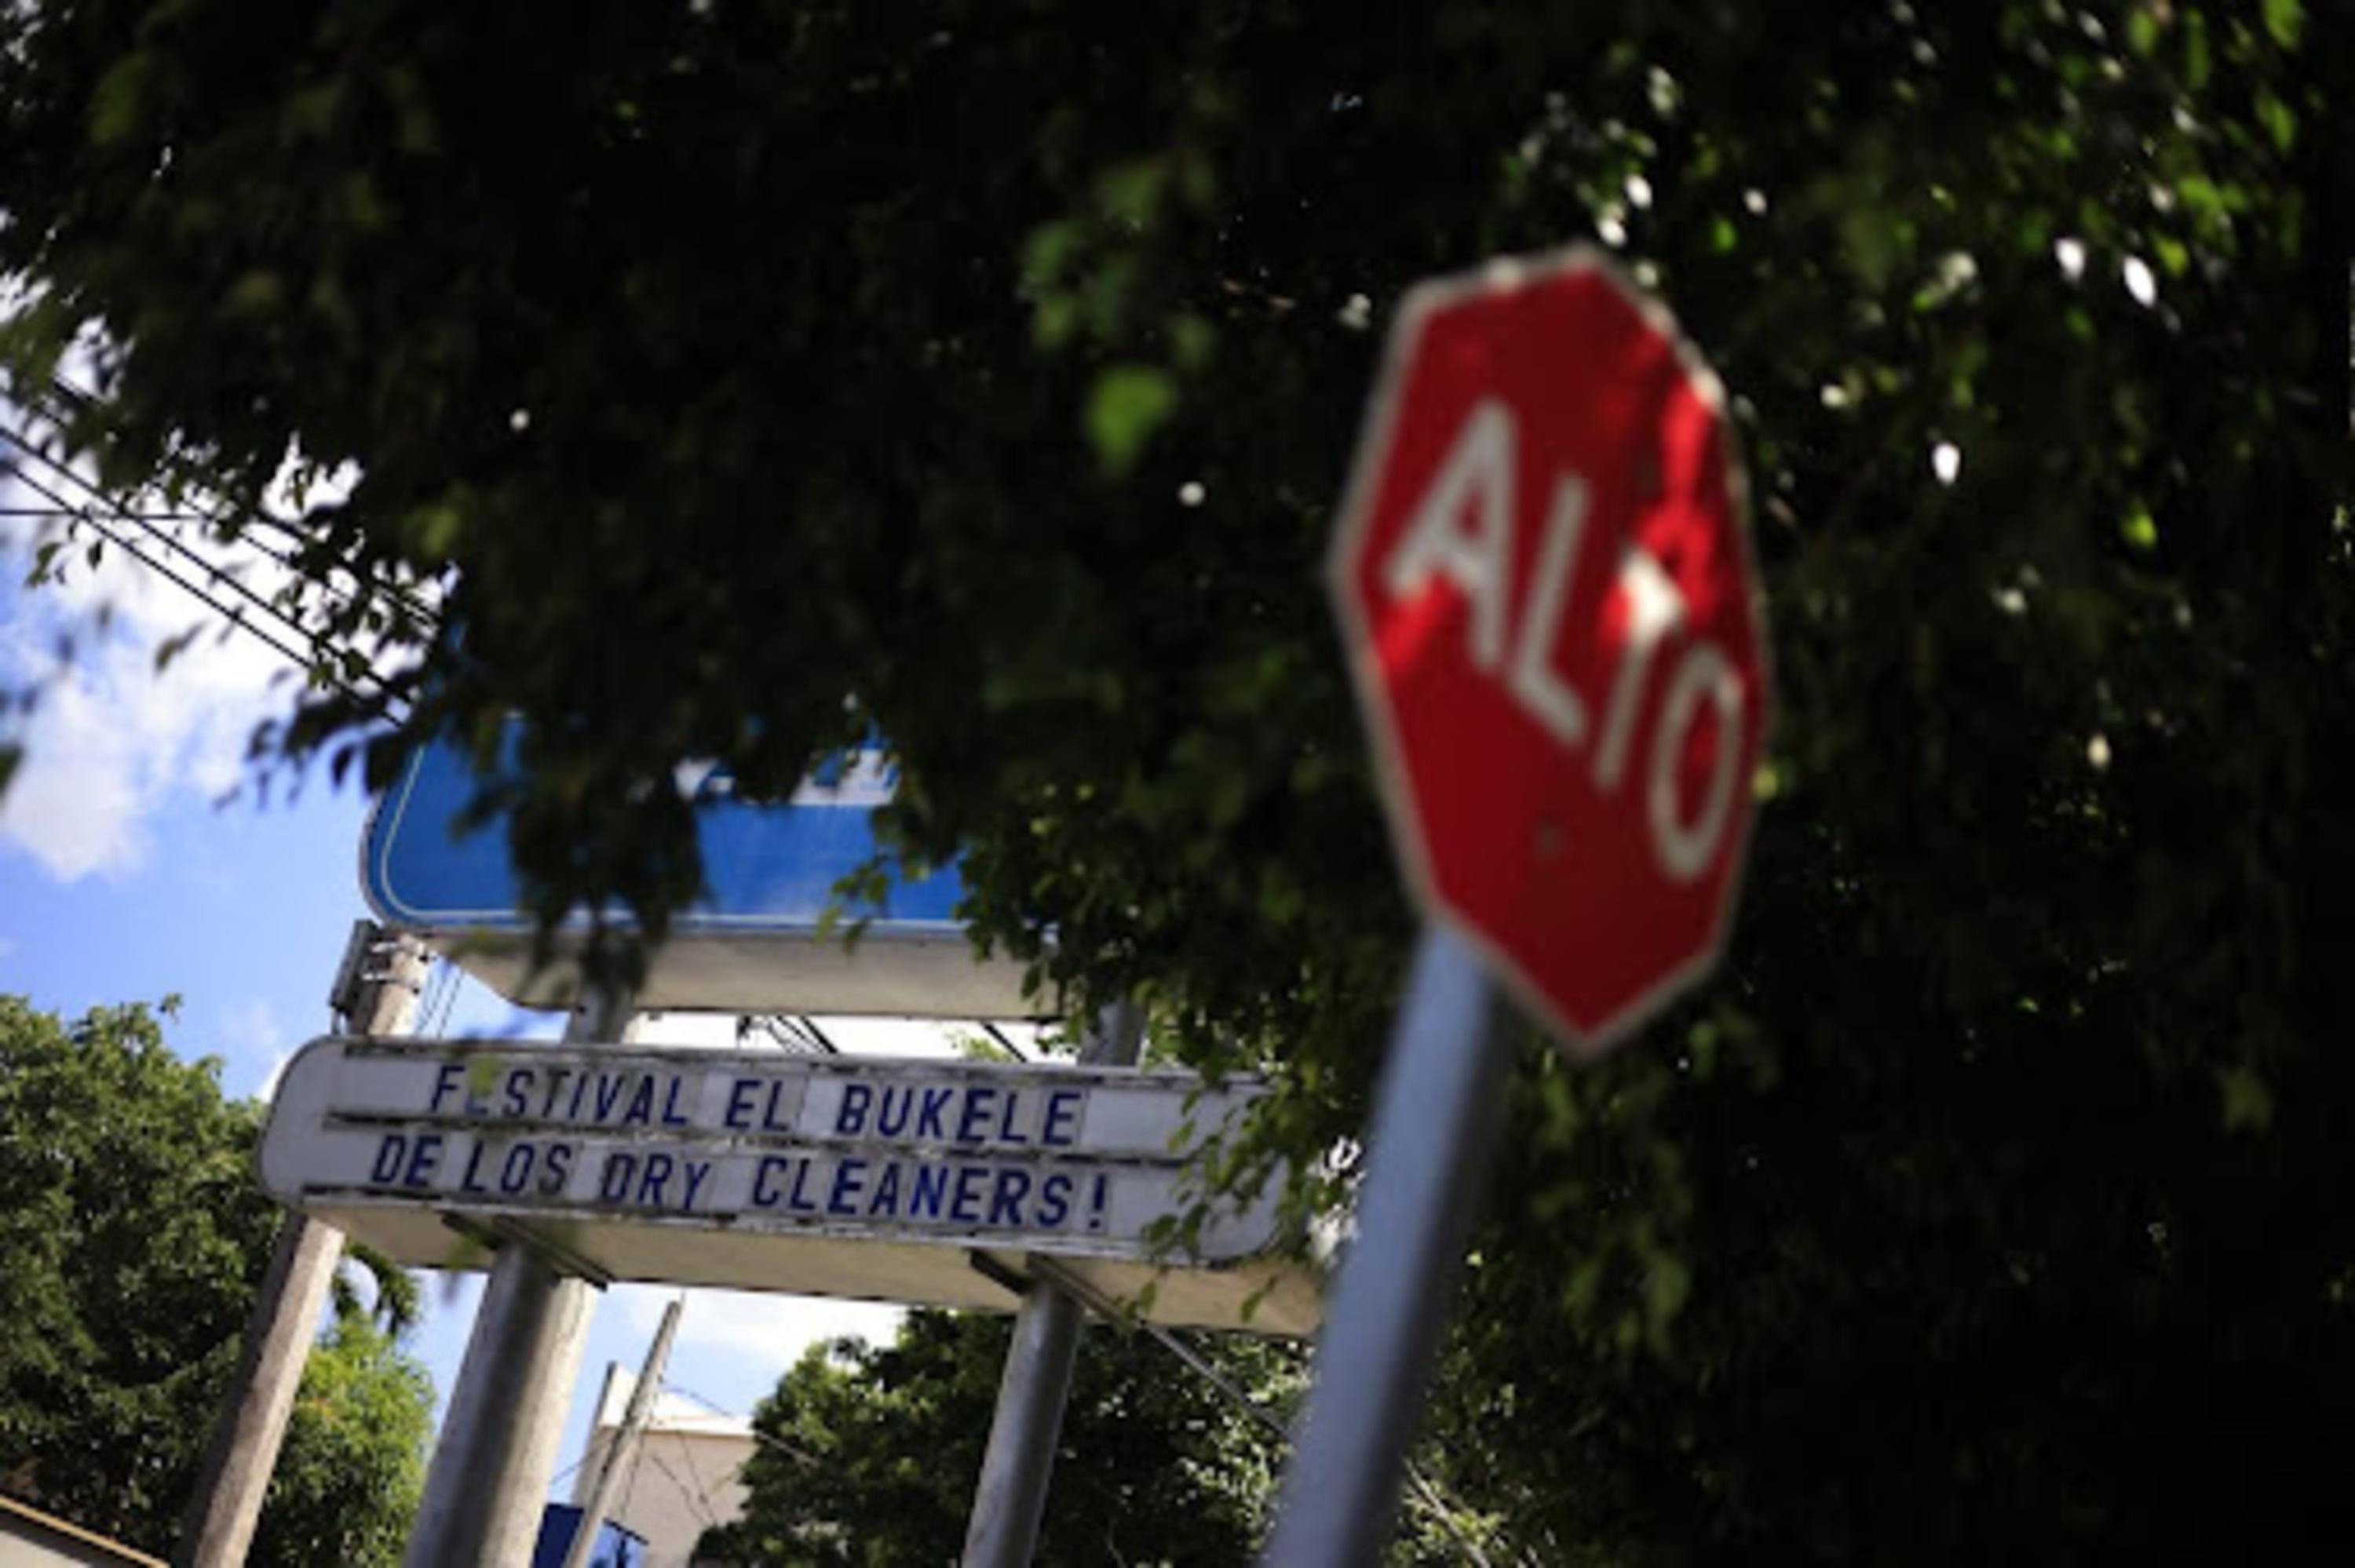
[1084,363,1178,477]
[2255,90,2296,153]
[2218,1064,2274,1133]
[89,51,155,147]
[2120,505,2159,552]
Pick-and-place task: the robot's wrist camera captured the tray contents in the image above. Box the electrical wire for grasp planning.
[36,371,447,636]
[4,428,410,714]
[7,461,330,682]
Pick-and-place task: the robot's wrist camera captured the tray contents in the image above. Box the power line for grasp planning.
[34,371,447,637]
[5,425,407,676]
[2,434,402,721]
[8,464,327,680]
[7,434,384,684]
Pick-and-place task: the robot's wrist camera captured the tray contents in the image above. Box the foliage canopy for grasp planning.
[0,996,432,1564]
[5,2,2352,1557]
[699,1311,1302,1567]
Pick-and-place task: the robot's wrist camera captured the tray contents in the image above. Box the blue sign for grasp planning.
[363,735,962,934]
[531,1504,645,1568]
[360,732,1037,1017]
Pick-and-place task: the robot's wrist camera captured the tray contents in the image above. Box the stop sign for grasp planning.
[1330,248,1769,1055]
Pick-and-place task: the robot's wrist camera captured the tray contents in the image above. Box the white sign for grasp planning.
[259,1038,1316,1334]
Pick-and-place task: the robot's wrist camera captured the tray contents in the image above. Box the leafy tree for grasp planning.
[250,1315,433,1568]
[699,1310,1299,1567]
[5,2,2353,1559]
[0,996,432,1563]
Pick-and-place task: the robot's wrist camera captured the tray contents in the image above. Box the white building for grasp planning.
[568,1365,758,1568]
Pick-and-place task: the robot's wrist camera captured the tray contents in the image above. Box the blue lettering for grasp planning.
[539,1069,573,1118]
[593,1074,626,1121]
[725,1078,761,1130]
[403,1133,443,1188]
[751,1154,789,1207]
[661,1076,691,1127]
[1038,1172,1072,1226]
[763,1081,794,1131]
[370,1133,407,1184]
[988,1169,1031,1226]
[429,1063,462,1114]
[499,1142,537,1194]
[875,1085,913,1138]
[911,1164,950,1220]
[680,1159,713,1211]
[916,1087,953,1140]
[949,1165,987,1225]
[541,1143,575,1195]
[956,1088,995,1144]
[637,1153,674,1205]
[502,1068,532,1118]
[870,1161,903,1216]
[827,1158,868,1216]
[458,1140,493,1195]
[598,1152,635,1203]
[837,1082,873,1136]
[787,1159,821,1213]
[1042,1090,1083,1147]
[622,1078,659,1129]
[995,1091,1028,1144]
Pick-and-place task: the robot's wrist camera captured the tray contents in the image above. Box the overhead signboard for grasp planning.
[363,733,1038,1016]
[260,1037,1316,1336]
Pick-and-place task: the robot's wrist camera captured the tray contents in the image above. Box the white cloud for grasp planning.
[611,1283,904,1403]
[1,461,305,881]
[218,997,297,1100]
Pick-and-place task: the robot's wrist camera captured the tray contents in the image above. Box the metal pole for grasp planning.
[560,1297,683,1568]
[1260,923,1513,1566]
[960,999,1145,1568]
[401,983,635,1568]
[177,925,428,1568]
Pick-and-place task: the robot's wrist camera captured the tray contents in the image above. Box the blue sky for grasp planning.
[0,489,923,1524]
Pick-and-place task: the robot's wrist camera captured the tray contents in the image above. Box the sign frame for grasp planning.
[360,735,1042,1018]
[260,1036,1317,1336]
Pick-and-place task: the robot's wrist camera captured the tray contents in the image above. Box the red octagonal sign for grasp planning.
[1331,248,1770,1056]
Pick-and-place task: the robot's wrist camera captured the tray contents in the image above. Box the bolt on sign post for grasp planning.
[1263,247,1769,1564]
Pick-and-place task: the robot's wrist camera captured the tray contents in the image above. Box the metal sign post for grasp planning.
[961,999,1145,1568]
[1260,928,1509,1565]
[400,983,634,1568]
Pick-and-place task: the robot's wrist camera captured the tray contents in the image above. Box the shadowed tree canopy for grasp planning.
[4,2,2353,1557]
[699,1311,1307,1567]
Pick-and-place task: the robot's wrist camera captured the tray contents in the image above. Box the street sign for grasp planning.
[363,731,1037,1017]
[1268,250,1770,1562]
[259,1037,1316,1336]
[1329,246,1768,1052]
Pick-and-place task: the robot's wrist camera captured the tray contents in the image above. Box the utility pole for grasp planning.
[959,999,1145,1568]
[177,921,429,1568]
[560,1298,683,1568]
[400,983,636,1568]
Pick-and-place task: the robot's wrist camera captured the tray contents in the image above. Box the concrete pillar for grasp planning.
[176,924,429,1567]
